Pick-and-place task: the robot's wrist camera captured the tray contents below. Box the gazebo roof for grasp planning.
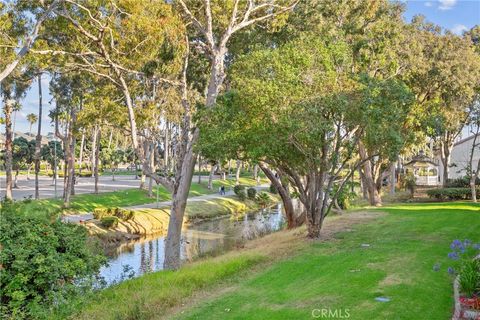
[404,154,439,167]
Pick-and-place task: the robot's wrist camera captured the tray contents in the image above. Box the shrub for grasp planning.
[100,216,119,228]
[237,190,247,201]
[256,192,271,208]
[443,239,480,299]
[403,173,416,195]
[114,208,135,221]
[446,176,480,188]
[0,200,106,318]
[426,187,479,201]
[331,183,357,210]
[247,187,257,200]
[459,259,480,298]
[233,184,246,195]
[93,208,109,220]
[233,185,247,200]
[269,183,278,194]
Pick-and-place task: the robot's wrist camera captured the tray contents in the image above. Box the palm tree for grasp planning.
[26,113,38,136]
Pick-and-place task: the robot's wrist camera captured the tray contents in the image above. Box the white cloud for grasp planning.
[451,24,468,35]
[438,0,457,10]
[425,1,433,7]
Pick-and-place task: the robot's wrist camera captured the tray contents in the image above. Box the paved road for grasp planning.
[0,174,214,200]
[0,174,145,200]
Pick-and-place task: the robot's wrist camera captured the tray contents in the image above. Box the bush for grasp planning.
[459,259,480,298]
[0,200,106,318]
[256,192,271,208]
[46,171,93,178]
[114,208,135,221]
[332,183,357,210]
[93,207,110,220]
[403,173,416,195]
[94,208,134,221]
[247,187,257,200]
[233,184,246,195]
[100,216,119,228]
[426,187,479,201]
[233,185,247,200]
[269,184,278,194]
[446,176,480,188]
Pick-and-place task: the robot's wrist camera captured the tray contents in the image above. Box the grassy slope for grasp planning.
[136,195,277,222]
[177,202,480,320]
[36,177,267,214]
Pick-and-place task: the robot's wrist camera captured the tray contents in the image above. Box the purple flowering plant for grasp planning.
[443,239,480,275]
[438,239,480,300]
[433,239,480,274]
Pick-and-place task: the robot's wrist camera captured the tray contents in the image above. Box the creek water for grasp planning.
[99,203,285,285]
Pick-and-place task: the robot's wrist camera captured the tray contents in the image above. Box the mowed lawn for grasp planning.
[175,202,480,320]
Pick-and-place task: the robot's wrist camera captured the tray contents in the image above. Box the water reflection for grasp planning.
[99,204,284,285]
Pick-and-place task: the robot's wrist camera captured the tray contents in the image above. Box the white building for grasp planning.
[439,134,480,183]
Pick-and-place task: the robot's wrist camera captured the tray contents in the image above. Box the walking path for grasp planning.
[63,185,268,223]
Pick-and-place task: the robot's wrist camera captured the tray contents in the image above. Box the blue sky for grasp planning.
[4,0,480,136]
[402,0,480,35]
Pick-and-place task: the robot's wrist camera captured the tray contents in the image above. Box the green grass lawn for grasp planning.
[66,202,480,319]
[177,202,480,320]
[36,176,268,213]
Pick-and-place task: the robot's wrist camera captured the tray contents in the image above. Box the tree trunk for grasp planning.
[13,169,19,189]
[148,143,155,198]
[259,163,301,228]
[94,128,100,194]
[470,174,477,202]
[34,74,43,199]
[78,130,85,174]
[307,218,323,238]
[235,160,241,185]
[358,142,382,206]
[197,155,202,184]
[208,164,216,190]
[389,162,396,195]
[4,99,13,199]
[163,130,198,270]
[70,133,76,196]
[359,168,368,200]
[64,107,76,207]
[440,134,454,187]
[91,125,98,174]
[253,164,259,185]
[164,122,170,172]
[107,128,113,149]
[205,51,226,107]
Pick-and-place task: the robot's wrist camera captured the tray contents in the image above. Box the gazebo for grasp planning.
[404,152,440,186]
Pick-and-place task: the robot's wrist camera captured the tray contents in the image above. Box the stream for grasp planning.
[99,203,285,285]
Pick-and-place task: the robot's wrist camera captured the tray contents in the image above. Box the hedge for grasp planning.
[446,177,480,188]
[247,187,257,200]
[93,207,135,221]
[426,187,480,201]
[100,216,119,228]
